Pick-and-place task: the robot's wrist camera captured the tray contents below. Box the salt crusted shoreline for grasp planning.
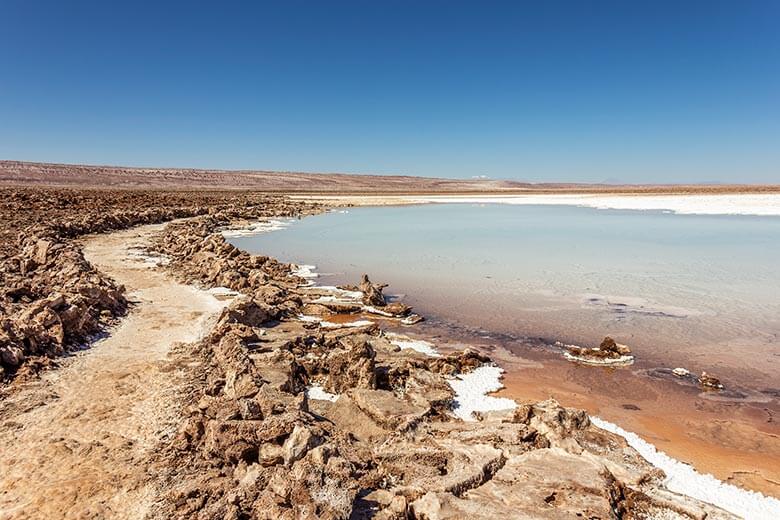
[2,188,776,518]
[205,214,780,519]
[385,193,780,216]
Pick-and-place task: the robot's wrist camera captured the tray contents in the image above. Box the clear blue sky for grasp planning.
[1,1,778,183]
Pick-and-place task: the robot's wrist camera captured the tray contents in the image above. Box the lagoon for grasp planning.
[230,202,780,387]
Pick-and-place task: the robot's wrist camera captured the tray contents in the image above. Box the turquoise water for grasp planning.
[230,204,780,385]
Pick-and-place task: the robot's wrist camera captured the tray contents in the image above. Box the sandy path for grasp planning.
[0,224,228,519]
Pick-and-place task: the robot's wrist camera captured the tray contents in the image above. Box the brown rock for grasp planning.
[699,371,724,389]
[359,274,388,306]
[282,424,317,466]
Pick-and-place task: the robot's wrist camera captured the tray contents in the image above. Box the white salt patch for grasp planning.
[311,294,363,305]
[400,314,423,325]
[291,264,318,282]
[310,296,343,304]
[408,194,780,217]
[302,286,364,304]
[362,305,396,317]
[562,352,635,366]
[320,319,374,329]
[297,314,373,329]
[207,286,240,296]
[221,218,295,238]
[303,285,362,297]
[385,333,440,357]
[306,385,339,402]
[591,417,780,520]
[126,248,170,266]
[448,364,518,421]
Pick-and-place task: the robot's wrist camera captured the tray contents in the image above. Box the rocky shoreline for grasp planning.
[144,209,741,519]
[0,188,761,519]
[0,188,322,382]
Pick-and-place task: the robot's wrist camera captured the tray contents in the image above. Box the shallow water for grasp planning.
[230,203,780,387]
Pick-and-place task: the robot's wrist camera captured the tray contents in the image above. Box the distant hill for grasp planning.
[1,160,777,194]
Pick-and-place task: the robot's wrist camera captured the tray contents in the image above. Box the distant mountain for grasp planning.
[1,160,776,194]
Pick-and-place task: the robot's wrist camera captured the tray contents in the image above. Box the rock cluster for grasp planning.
[0,188,321,381]
[149,216,735,520]
[563,336,634,366]
[0,227,127,379]
[699,371,724,390]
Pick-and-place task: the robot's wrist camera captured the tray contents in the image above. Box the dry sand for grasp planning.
[0,224,229,519]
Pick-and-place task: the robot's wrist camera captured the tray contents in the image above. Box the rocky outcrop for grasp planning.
[699,371,724,390]
[0,188,323,381]
[147,215,736,520]
[332,274,416,319]
[358,274,387,307]
[0,228,127,378]
[562,336,634,366]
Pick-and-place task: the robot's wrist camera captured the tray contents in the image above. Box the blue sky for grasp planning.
[1,1,778,183]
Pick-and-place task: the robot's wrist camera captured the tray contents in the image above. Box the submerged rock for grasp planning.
[699,371,724,390]
[561,336,634,366]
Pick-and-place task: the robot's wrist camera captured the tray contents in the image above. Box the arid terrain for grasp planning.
[0,184,763,519]
[3,160,779,193]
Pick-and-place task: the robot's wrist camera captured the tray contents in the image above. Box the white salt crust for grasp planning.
[555,341,635,366]
[290,264,318,282]
[408,194,780,216]
[447,365,518,421]
[385,333,440,357]
[562,351,635,366]
[220,218,295,238]
[207,286,240,296]
[362,305,397,317]
[126,248,170,266]
[591,417,780,520]
[306,384,339,402]
[303,285,363,300]
[296,314,374,329]
[320,319,374,329]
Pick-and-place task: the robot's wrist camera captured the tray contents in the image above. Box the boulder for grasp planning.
[699,371,724,389]
[217,296,277,328]
[359,274,388,306]
[282,424,317,466]
[323,337,377,393]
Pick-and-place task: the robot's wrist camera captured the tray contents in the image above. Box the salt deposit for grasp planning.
[306,384,339,402]
[447,364,518,421]
[290,264,318,283]
[562,351,635,366]
[591,417,780,520]
[296,314,374,329]
[126,247,170,266]
[320,319,374,329]
[409,193,780,216]
[385,333,440,357]
[220,218,295,238]
[207,286,240,296]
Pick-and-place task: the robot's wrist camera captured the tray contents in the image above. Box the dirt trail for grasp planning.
[0,223,228,519]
